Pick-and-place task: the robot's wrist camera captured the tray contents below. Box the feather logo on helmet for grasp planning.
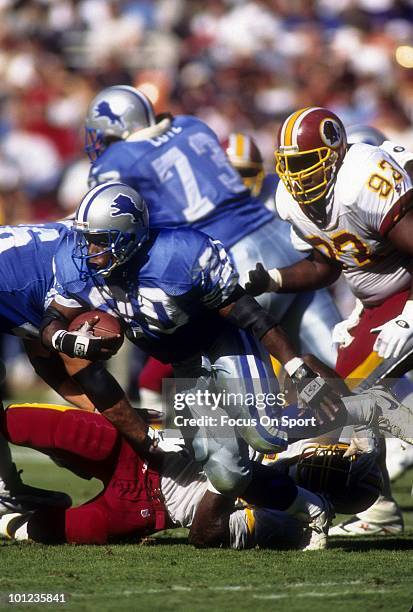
[320,119,343,148]
[94,101,125,126]
[110,194,143,225]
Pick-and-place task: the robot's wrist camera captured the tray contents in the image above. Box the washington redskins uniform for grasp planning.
[276,142,413,307]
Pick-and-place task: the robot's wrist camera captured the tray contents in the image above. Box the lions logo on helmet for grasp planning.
[85,86,156,162]
[110,194,145,225]
[73,182,149,279]
[94,101,126,127]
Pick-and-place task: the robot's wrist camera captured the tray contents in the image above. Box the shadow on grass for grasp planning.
[330,536,413,551]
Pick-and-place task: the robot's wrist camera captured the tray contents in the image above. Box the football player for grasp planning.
[84,86,340,365]
[0,403,384,550]
[0,221,153,516]
[137,130,342,414]
[245,109,413,533]
[39,182,413,527]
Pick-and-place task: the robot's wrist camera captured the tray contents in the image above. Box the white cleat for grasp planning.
[329,495,404,536]
[369,386,413,445]
[300,495,334,551]
[329,517,403,536]
[0,512,32,540]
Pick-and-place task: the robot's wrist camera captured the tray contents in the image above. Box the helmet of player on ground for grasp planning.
[275,107,347,206]
[72,182,149,279]
[346,125,386,147]
[85,85,156,162]
[295,443,383,514]
[222,132,264,197]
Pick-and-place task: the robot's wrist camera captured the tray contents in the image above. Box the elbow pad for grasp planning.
[225,294,277,339]
[40,306,70,339]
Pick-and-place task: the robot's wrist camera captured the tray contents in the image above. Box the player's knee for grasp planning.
[207,464,252,497]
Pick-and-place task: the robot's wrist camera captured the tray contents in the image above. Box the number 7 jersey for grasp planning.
[88,115,272,248]
[276,143,413,306]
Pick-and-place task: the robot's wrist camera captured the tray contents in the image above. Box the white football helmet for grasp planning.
[85,85,156,161]
[347,125,386,146]
[73,182,149,279]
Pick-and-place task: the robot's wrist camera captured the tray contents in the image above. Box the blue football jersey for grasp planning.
[88,115,273,248]
[53,228,239,362]
[0,222,71,336]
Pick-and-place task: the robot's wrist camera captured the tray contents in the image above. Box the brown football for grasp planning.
[68,310,124,351]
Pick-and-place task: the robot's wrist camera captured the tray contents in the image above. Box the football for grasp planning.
[68,310,124,351]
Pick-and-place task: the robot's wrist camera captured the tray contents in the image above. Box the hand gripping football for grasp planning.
[68,310,124,352]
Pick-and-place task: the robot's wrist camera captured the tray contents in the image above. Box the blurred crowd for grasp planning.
[1,0,413,393]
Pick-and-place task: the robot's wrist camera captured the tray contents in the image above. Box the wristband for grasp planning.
[401,300,413,319]
[268,268,283,291]
[52,329,92,358]
[284,357,305,377]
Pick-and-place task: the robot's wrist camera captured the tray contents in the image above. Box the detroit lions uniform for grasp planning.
[52,227,289,496]
[88,115,340,363]
[0,222,71,337]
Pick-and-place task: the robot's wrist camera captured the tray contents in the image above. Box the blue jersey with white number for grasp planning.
[53,227,239,362]
[0,222,71,337]
[88,115,273,248]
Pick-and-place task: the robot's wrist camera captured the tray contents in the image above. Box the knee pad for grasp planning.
[65,503,108,544]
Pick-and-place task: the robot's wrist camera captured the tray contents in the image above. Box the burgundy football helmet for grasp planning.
[275,107,347,206]
[223,132,264,197]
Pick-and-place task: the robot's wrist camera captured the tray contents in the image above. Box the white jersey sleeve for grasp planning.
[380,140,413,169]
[352,147,413,236]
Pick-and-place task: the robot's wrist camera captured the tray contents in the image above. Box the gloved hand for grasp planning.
[52,316,121,360]
[287,361,347,429]
[332,299,364,350]
[371,301,413,359]
[245,263,282,296]
[344,425,380,480]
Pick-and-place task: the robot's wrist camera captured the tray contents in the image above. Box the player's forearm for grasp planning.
[103,398,149,447]
[260,325,298,365]
[277,258,340,292]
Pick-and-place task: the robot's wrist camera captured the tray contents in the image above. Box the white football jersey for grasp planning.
[276,143,413,306]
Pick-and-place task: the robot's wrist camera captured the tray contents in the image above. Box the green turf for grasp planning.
[1,448,412,612]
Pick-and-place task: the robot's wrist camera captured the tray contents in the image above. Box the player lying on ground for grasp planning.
[0,403,383,550]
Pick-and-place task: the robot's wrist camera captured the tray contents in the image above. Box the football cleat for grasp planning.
[0,512,32,540]
[329,517,403,536]
[299,494,334,551]
[0,466,71,516]
[363,386,413,445]
[329,495,404,537]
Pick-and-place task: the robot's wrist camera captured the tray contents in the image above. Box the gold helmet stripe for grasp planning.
[281,106,324,147]
[233,133,250,161]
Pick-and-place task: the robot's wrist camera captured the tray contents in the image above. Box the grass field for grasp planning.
[1,445,412,612]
